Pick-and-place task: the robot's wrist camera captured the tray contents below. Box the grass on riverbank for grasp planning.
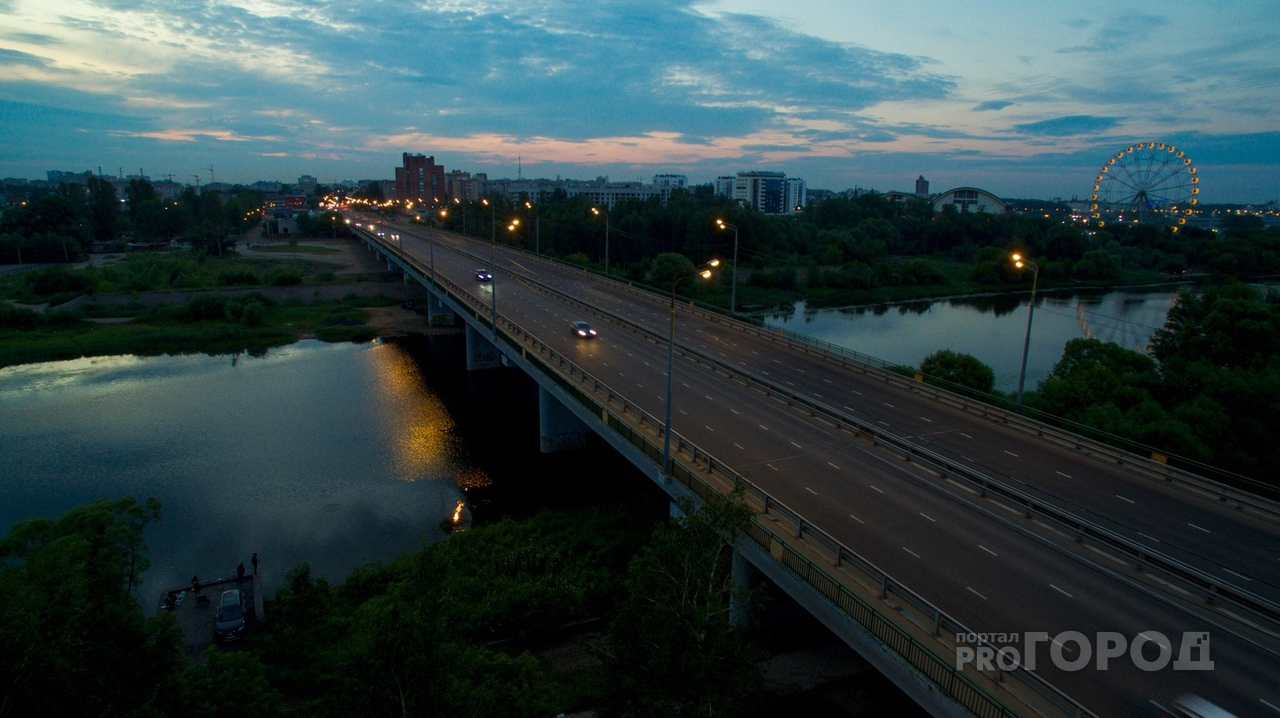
[0,294,402,368]
[0,250,354,306]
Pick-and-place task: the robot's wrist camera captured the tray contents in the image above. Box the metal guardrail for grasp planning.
[502,262,1280,635]
[357,228,1098,718]
[487,237,1279,510]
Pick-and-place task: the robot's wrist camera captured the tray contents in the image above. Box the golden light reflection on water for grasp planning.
[368,340,481,481]
[367,343,490,485]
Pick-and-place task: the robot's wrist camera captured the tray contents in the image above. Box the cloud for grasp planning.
[1013,115,1121,137]
[973,100,1013,112]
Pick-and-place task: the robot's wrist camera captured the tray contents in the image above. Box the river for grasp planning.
[764,288,1182,392]
[0,335,655,602]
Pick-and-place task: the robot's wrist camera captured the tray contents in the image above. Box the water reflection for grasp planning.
[765,289,1179,392]
[0,340,470,601]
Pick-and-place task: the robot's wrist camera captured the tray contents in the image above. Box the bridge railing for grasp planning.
[487,239,1279,509]
[362,229,1098,718]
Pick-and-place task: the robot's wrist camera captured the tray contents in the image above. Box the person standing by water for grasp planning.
[191,575,201,595]
[251,553,259,575]
[236,563,245,583]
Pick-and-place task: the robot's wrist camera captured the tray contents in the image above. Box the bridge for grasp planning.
[353,217,1280,717]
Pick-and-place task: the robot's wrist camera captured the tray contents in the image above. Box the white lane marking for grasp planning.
[758,424,770,431]
[682,382,690,388]
[967,587,988,600]
[1116,494,1135,504]
[920,416,932,423]
[705,395,713,401]
[796,368,805,373]
[878,421,890,426]
[1004,450,1018,457]
[1135,531,1160,542]
[959,455,974,462]
[704,425,715,432]
[1056,471,1072,478]
[814,393,823,398]
[1189,523,1211,534]
[1050,584,1074,599]
[730,408,740,415]
[850,389,862,395]
[761,370,770,375]
[790,441,803,449]
[1259,698,1280,713]
[919,513,936,523]
[849,514,864,524]
[959,432,972,439]
[786,381,795,386]
[767,463,778,471]
[828,462,841,469]
[869,485,884,494]
[1224,568,1253,581]
[734,443,744,450]
[679,409,688,415]
[824,378,832,384]
[903,547,920,558]
[805,487,818,496]
[773,359,782,364]
[979,545,998,557]
[883,402,895,408]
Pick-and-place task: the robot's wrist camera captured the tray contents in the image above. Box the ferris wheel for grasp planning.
[1089,142,1200,231]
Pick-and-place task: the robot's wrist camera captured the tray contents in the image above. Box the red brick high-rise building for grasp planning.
[395,153,447,207]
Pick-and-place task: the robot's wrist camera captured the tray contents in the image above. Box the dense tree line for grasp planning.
[437,191,1280,299]
[0,492,771,717]
[0,179,264,263]
[1029,283,1280,483]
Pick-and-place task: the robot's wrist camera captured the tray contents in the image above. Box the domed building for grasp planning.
[931,187,1008,214]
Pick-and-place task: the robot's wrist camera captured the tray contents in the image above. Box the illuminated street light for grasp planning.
[1011,252,1040,407]
[592,206,611,274]
[662,258,721,482]
[715,219,740,314]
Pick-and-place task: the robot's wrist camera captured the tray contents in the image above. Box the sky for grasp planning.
[1,0,1277,202]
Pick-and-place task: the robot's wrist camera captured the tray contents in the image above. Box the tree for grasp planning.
[0,497,180,716]
[600,490,765,716]
[919,349,995,395]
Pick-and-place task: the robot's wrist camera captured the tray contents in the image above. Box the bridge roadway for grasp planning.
[366,218,1280,717]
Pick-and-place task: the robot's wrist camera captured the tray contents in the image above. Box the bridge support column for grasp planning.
[465,324,500,371]
[730,548,758,627]
[427,292,455,327]
[539,386,588,453]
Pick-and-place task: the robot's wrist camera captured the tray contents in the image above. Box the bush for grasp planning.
[22,266,92,297]
[0,303,40,330]
[272,272,302,287]
[241,300,265,326]
[218,270,259,286]
[183,295,230,322]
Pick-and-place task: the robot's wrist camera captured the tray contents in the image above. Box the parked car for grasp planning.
[475,268,493,281]
[570,321,597,338]
[214,589,246,642]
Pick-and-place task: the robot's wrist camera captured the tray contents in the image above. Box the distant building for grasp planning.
[46,170,92,185]
[714,175,736,198]
[786,177,807,212]
[395,153,446,206]
[652,174,688,190]
[446,170,481,203]
[734,171,787,214]
[915,175,930,197]
[298,175,318,196]
[564,180,673,210]
[931,187,1007,214]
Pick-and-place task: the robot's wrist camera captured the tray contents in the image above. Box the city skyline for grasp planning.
[1,1,1277,202]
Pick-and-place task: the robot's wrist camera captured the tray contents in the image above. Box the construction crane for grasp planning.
[202,166,215,185]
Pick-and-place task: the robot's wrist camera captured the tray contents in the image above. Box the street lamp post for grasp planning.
[592,206,610,275]
[1011,252,1040,407]
[526,201,540,254]
[662,258,721,482]
[715,219,740,314]
[483,198,497,339]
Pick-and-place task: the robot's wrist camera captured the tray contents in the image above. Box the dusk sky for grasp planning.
[1,0,1277,202]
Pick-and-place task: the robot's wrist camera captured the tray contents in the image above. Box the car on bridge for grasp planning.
[570,321,597,338]
[475,268,493,282]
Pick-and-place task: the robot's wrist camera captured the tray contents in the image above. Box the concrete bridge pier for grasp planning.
[730,548,759,627]
[539,386,589,453]
[465,324,501,371]
[427,291,456,326]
